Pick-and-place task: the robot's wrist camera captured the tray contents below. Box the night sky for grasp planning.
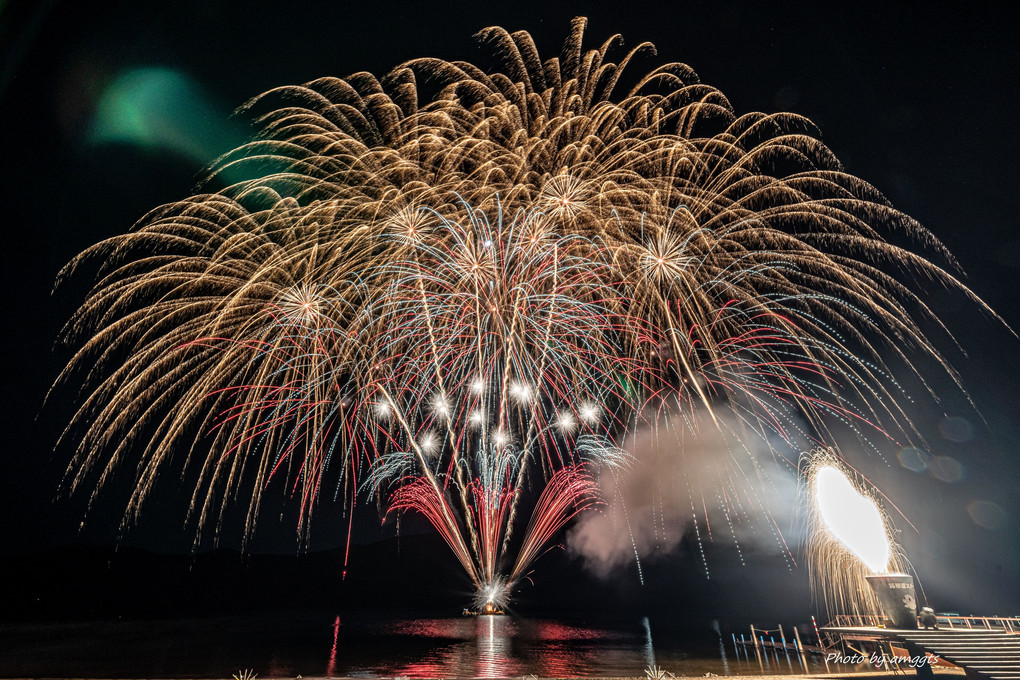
[1,0,1018,620]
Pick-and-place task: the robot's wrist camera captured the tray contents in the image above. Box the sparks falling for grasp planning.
[56,18,989,603]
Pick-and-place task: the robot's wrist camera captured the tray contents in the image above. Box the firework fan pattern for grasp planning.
[56,18,986,602]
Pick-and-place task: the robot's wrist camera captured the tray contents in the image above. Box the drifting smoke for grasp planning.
[568,409,808,578]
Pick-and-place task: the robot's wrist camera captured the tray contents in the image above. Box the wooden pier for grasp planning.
[822,614,1020,680]
[733,624,825,655]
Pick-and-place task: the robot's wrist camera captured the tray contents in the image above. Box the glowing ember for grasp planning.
[814,465,891,573]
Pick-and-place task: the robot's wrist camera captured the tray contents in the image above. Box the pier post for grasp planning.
[793,626,808,670]
[813,617,829,671]
[904,641,935,680]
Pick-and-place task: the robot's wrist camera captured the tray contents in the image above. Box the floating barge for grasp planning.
[461,601,506,616]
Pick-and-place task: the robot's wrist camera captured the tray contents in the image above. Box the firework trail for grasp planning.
[55,18,990,600]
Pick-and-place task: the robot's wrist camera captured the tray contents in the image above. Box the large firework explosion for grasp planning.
[56,18,987,603]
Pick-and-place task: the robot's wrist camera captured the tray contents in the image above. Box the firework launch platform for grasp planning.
[823,618,1020,680]
[461,603,506,616]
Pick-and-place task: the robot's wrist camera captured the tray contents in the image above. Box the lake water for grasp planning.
[1,611,853,678]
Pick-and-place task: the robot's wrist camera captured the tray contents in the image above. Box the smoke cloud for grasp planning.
[567,409,808,578]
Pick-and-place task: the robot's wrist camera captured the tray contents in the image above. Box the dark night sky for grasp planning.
[1,0,1018,618]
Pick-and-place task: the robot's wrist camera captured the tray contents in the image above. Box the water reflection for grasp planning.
[380,617,515,678]
[712,619,730,676]
[327,614,850,678]
[642,616,655,669]
[478,616,512,677]
[326,615,341,676]
[0,612,858,678]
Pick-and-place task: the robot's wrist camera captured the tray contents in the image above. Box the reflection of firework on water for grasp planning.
[57,18,983,599]
[804,449,906,617]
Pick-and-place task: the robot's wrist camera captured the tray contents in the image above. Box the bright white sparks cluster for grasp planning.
[806,451,905,620]
[814,465,891,574]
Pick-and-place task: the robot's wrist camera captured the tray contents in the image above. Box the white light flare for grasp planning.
[579,401,600,424]
[814,465,891,574]
[420,431,439,458]
[555,410,576,433]
[373,401,391,420]
[432,393,452,419]
[509,382,532,405]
